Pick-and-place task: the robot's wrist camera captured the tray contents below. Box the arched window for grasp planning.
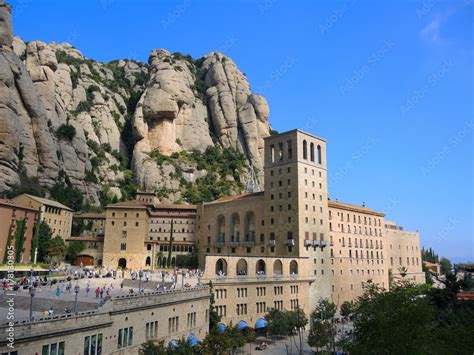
[230,213,240,242]
[273,260,283,275]
[317,145,322,164]
[244,211,255,242]
[303,140,308,160]
[217,215,226,242]
[289,260,298,275]
[236,259,248,275]
[118,258,127,269]
[310,142,315,162]
[216,259,227,276]
[145,256,151,266]
[256,259,266,275]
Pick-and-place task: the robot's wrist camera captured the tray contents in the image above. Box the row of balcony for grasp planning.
[304,239,327,247]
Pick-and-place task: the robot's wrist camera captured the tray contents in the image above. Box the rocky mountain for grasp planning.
[0,1,271,206]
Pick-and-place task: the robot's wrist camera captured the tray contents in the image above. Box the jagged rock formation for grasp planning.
[132,50,270,192]
[0,1,271,205]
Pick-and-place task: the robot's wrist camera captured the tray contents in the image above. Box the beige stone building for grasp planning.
[14,194,73,239]
[102,200,149,271]
[147,204,197,268]
[196,130,331,326]
[73,211,106,237]
[385,221,424,284]
[0,199,38,263]
[102,197,197,271]
[0,286,210,354]
[328,200,388,305]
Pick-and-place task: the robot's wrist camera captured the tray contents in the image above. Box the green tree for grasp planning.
[265,308,289,338]
[440,257,452,275]
[208,281,221,331]
[308,299,336,352]
[37,220,53,262]
[286,307,308,355]
[47,236,67,262]
[340,301,354,320]
[345,281,435,354]
[308,321,332,353]
[71,218,86,236]
[50,181,84,211]
[56,124,76,141]
[66,240,86,263]
[2,221,14,263]
[140,340,165,354]
[199,328,232,355]
[13,219,27,263]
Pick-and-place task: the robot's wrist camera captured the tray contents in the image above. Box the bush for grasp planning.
[56,124,76,141]
[76,100,92,113]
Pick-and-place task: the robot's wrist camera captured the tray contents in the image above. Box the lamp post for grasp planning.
[138,271,143,293]
[161,272,165,291]
[73,285,80,313]
[181,271,185,289]
[29,286,35,320]
[30,267,34,285]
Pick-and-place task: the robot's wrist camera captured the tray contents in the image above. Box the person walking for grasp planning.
[95,287,100,298]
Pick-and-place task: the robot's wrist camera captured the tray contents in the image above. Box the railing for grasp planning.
[269,240,276,247]
[286,239,295,246]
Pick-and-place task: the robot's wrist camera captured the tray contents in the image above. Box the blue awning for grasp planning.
[217,323,226,333]
[187,334,199,347]
[236,320,248,330]
[169,340,178,349]
[255,318,268,329]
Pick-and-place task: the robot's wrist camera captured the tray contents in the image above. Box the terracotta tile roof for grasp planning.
[208,191,264,204]
[106,200,148,209]
[0,199,38,212]
[18,194,73,211]
[152,204,196,210]
[328,200,385,216]
[74,212,106,219]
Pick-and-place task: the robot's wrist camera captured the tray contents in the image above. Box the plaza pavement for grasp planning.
[0,269,200,324]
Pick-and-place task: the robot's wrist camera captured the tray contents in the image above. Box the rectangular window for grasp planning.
[42,342,65,355]
[118,327,133,348]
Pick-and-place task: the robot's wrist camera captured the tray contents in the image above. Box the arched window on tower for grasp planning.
[303,140,308,160]
[310,142,315,162]
[317,145,322,164]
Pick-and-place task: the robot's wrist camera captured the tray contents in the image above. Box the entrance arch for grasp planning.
[118,258,127,269]
[73,255,94,266]
[146,256,151,266]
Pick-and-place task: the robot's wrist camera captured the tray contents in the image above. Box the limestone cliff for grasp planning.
[0,1,271,205]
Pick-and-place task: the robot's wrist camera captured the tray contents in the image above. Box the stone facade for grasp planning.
[13,194,73,240]
[0,286,210,354]
[102,200,149,271]
[102,199,197,271]
[196,130,332,325]
[0,199,38,263]
[328,200,389,305]
[385,221,424,284]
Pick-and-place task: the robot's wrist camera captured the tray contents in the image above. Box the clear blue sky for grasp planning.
[11,0,473,262]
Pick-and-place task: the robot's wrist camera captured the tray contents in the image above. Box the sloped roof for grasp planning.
[19,194,73,211]
[328,200,385,217]
[0,199,38,212]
